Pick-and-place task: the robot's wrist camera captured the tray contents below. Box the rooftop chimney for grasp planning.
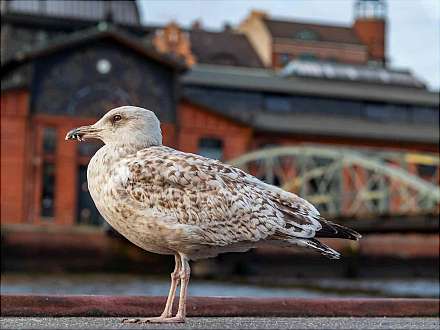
[353,0,387,65]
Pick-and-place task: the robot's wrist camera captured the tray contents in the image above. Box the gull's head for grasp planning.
[65,106,162,148]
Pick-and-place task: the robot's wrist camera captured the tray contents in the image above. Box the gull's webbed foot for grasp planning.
[122,316,185,324]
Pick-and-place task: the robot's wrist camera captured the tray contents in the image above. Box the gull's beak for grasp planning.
[65,125,100,142]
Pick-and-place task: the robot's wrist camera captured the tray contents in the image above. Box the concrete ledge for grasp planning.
[1,295,439,317]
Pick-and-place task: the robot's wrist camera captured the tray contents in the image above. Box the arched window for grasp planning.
[198,137,223,160]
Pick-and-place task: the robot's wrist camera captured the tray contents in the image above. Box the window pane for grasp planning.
[290,95,363,117]
[364,103,410,122]
[279,53,290,65]
[265,95,291,112]
[41,162,55,218]
[412,107,438,124]
[43,127,57,154]
[198,138,223,160]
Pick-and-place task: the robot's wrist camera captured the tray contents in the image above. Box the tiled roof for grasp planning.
[189,30,264,68]
[264,19,362,45]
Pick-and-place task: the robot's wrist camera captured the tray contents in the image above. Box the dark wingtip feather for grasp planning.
[303,238,341,259]
[315,217,362,241]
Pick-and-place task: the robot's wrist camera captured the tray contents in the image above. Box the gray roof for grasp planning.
[253,112,439,143]
[189,30,264,68]
[182,64,439,107]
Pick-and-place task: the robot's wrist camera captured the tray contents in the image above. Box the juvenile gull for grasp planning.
[65,106,361,323]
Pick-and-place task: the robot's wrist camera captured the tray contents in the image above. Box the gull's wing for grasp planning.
[113,146,325,248]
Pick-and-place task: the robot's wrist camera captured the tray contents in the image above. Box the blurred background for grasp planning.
[1,0,439,299]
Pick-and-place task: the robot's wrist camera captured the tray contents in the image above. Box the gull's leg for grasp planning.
[142,253,190,323]
[159,254,181,317]
[174,253,191,321]
[123,254,181,324]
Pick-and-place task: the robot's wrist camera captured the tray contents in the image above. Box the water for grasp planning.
[1,273,438,298]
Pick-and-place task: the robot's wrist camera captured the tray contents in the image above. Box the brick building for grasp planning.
[1,0,438,227]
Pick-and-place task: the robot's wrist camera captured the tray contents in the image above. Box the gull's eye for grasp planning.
[112,114,122,123]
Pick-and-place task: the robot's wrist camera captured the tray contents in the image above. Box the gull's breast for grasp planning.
[86,148,174,255]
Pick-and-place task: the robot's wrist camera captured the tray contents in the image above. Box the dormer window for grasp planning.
[295,29,319,41]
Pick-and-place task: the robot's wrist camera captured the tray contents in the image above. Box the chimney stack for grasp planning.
[353,0,387,65]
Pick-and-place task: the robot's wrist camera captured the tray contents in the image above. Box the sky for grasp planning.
[138,0,440,91]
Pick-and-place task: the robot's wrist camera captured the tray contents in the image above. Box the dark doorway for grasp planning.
[76,165,105,226]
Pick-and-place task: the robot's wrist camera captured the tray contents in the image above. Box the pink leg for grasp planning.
[123,254,184,324]
[142,253,190,323]
[160,254,181,317]
[174,253,191,321]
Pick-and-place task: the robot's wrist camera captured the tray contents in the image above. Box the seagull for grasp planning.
[65,106,361,323]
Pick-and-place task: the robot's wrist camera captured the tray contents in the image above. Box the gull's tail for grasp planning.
[270,216,361,259]
[315,217,362,241]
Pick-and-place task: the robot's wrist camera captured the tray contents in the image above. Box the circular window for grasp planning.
[96,59,112,74]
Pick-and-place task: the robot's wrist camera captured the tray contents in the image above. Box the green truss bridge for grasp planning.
[229,145,439,233]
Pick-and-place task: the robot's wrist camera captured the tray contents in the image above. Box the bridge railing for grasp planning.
[228,145,440,218]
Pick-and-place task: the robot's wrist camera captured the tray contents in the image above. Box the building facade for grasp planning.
[1,0,438,227]
[238,0,386,68]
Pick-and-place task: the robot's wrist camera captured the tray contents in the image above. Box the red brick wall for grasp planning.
[1,89,30,224]
[178,101,253,160]
[272,42,368,67]
[161,122,177,148]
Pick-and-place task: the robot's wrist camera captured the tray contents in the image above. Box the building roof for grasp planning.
[1,24,187,77]
[263,18,362,45]
[281,60,425,88]
[0,12,160,65]
[189,29,264,68]
[183,95,438,144]
[182,64,438,106]
[1,0,140,25]
[182,64,438,143]
[252,112,439,143]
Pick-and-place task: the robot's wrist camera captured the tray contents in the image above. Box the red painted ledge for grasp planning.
[1,295,438,317]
